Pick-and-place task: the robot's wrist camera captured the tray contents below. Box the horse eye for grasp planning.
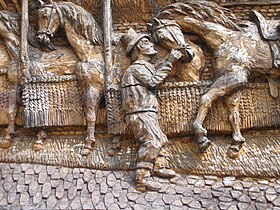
[42,13,48,18]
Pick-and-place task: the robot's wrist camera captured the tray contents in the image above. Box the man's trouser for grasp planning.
[126,111,168,170]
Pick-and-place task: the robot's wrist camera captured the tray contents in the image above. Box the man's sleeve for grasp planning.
[135,61,173,88]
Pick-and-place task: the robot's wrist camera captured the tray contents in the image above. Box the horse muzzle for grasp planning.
[37,32,56,51]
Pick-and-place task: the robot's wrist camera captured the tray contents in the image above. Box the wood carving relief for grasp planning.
[0,0,280,192]
[37,1,105,155]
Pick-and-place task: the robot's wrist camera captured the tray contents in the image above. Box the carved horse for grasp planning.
[37,1,104,155]
[0,10,21,148]
[153,1,280,157]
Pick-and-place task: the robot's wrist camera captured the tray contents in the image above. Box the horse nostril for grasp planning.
[37,34,50,44]
[37,34,44,42]
[37,34,41,38]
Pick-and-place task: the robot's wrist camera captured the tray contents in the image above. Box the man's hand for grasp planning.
[168,49,183,63]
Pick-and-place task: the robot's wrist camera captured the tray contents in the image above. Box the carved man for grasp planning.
[121,28,182,191]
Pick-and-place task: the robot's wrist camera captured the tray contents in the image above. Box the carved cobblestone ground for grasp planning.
[0,163,280,209]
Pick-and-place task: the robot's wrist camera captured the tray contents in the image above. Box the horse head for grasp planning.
[37,0,59,51]
[150,18,194,62]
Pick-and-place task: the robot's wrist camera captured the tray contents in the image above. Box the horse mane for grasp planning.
[56,1,103,46]
[0,11,20,37]
[156,1,241,31]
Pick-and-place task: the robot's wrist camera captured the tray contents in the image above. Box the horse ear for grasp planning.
[147,23,153,31]
[41,0,53,4]
[153,18,161,26]
[38,0,45,7]
[38,0,52,7]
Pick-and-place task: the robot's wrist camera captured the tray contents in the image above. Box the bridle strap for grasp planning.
[161,24,187,50]
[37,3,58,37]
[155,24,194,61]
[45,5,54,36]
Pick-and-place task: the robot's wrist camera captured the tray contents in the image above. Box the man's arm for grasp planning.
[136,49,182,88]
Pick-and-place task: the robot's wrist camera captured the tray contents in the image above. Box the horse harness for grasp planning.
[37,3,59,39]
[153,22,194,61]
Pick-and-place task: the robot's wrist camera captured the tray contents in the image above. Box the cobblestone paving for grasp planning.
[0,163,280,210]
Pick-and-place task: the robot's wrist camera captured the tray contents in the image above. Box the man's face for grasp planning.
[138,38,158,56]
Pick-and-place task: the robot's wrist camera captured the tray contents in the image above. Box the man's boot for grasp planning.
[136,162,161,192]
[153,155,176,178]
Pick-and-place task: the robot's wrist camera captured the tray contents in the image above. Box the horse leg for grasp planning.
[193,87,225,152]
[193,70,248,152]
[81,85,101,156]
[0,84,18,149]
[225,91,245,158]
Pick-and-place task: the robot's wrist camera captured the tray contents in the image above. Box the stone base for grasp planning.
[0,163,280,209]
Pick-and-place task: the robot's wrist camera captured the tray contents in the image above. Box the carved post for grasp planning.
[103,0,113,91]
[20,0,30,78]
[103,0,121,154]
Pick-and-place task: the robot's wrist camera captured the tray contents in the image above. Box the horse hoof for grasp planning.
[227,144,242,159]
[37,130,48,140]
[227,148,239,159]
[82,138,96,156]
[0,139,12,149]
[198,137,211,152]
[33,143,43,151]
[85,138,96,147]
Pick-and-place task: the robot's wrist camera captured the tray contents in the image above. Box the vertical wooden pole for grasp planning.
[103,0,114,128]
[103,0,122,146]
[103,0,113,91]
[21,0,30,78]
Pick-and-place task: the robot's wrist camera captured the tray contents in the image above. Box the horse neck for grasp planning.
[0,13,20,60]
[63,23,87,61]
[177,18,234,52]
[0,31,20,60]
[56,6,102,62]
[63,22,102,63]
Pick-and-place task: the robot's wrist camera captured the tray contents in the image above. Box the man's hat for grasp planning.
[121,28,150,55]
